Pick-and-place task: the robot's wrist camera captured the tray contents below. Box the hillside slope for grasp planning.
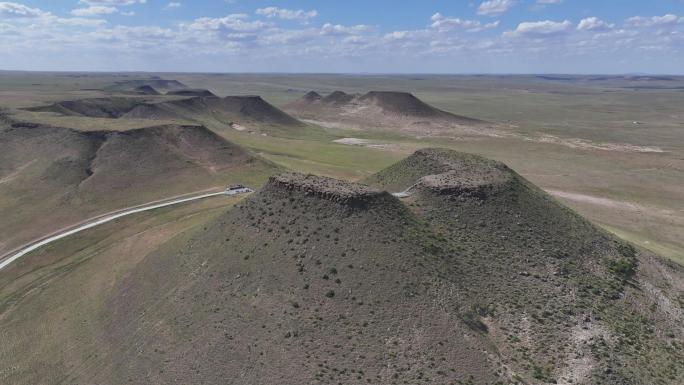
[286,90,486,136]
[28,95,306,134]
[0,149,681,385]
[0,115,278,256]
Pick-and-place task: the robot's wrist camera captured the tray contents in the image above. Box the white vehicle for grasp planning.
[225,185,253,196]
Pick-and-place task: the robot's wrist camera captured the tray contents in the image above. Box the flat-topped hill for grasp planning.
[265,173,392,207]
[1,147,681,385]
[106,78,188,92]
[285,90,485,135]
[167,89,217,98]
[321,90,355,104]
[26,95,306,130]
[365,148,512,193]
[358,91,450,117]
[0,117,277,256]
[132,85,160,95]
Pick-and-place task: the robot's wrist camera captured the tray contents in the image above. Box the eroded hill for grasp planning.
[1,149,680,385]
[286,90,488,136]
[0,114,278,256]
[27,95,306,134]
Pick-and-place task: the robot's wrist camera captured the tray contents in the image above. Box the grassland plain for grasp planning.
[0,149,680,385]
[0,71,682,265]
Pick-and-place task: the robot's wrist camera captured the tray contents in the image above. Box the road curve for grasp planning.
[0,189,250,272]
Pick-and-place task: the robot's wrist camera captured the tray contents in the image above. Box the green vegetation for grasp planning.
[2,149,680,385]
[1,73,683,384]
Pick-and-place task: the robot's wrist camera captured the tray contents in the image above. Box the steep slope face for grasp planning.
[106,79,188,92]
[98,173,504,384]
[367,149,684,385]
[358,91,477,122]
[302,90,322,102]
[28,95,306,132]
[285,90,485,136]
[0,173,505,385]
[1,150,681,385]
[167,89,217,98]
[132,85,161,95]
[0,117,277,256]
[322,90,355,105]
[26,97,146,118]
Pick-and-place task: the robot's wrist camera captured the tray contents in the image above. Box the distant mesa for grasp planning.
[167,89,217,98]
[0,119,271,199]
[106,78,189,92]
[26,97,143,119]
[321,90,355,105]
[25,94,305,129]
[286,89,482,130]
[218,96,303,127]
[358,91,453,118]
[302,91,322,102]
[132,85,161,95]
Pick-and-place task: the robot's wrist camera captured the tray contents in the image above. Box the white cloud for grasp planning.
[185,14,269,34]
[477,0,515,17]
[0,4,682,73]
[57,16,107,27]
[577,17,614,31]
[505,20,573,37]
[320,23,369,36]
[164,2,181,10]
[0,2,47,18]
[79,0,145,5]
[71,6,118,17]
[537,0,562,4]
[255,7,317,21]
[625,14,684,28]
[430,13,499,32]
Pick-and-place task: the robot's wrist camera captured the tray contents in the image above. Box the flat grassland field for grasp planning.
[1,72,682,264]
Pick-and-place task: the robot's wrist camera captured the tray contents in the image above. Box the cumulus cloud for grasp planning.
[477,0,515,17]
[255,7,317,21]
[577,17,614,31]
[164,2,181,10]
[504,20,573,37]
[430,13,500,32]
[0,4,682,73]
[0,2,47,18]
[79,0,145,5]
[320,23,369,36]
[186,14,267,32]
[625,14,683,28]
[71,6,118,17]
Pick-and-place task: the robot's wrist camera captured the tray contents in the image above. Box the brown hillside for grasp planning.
[1,149,680,385]
[321,90,355,105]
[28,95,306,130]
[132,85,161,95]
[167,89,217,98]
[0,116,277,256]
[359,91,480,123]
[285,90,486,135]
[106,79,188,92]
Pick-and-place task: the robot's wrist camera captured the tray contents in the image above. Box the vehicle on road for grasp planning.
[225,185,253,195]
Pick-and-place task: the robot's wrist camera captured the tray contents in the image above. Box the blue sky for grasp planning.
[1,0,684,73]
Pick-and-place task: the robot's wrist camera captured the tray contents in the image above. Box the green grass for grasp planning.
[601,224,684,266]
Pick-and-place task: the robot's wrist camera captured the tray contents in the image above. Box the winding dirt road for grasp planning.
[0,187,252,272]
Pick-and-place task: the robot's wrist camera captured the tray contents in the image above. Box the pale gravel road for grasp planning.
[0,188,252,272]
